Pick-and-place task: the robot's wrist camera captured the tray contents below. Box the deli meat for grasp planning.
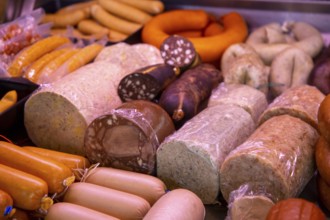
[258,85,325,130]
[84,100,175,174]
[208,82,268,123]
[220,115,319,203]
[156,104,255,204]
[24,61,126,156]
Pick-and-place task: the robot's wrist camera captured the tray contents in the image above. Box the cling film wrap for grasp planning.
[220,114,319,205]
[84,100,175,174]
[208,82,268,123]
[156,103,256,204]
[258,84,325,130]
[0,8,51,69]
[225,184,275,220]
[24,61,127,156]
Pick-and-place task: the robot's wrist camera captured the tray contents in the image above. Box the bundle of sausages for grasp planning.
[220,85,324,220]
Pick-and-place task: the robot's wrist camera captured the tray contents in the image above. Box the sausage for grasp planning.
[270,47,314,97]
[44,43,105,83]
[160,35,201,71]
[45,202,119,220]
[318,94,330,144]
[158,63,222,127]
[0,141,75,194]
[315,137,330,186]
[117,63,179,102]
[220,115,319,202]
[77,19,109,36]
[83,167,166,205]
[91,4,141,35]
[258,85,325,131]
[246,21,324,64]
[266,198,326,220]
[142,10,248,63]
[143,189,205,220]
[0,164,52,211]
[7,36,71,77]
[7,208,29,220]
[114,0,164,15]
[56,1,96,14]
[63,182,150,220]
[0,90,17,113]
[22,146,90,181]
[23,48,71,83]
[0,189,14,219]
[84,100,175,174]
[207,82,268,124]
[317,174,330,211]
[157,104,255,204]
[24,44,161,156]
[42,9,90,28]
[98,0,152,24]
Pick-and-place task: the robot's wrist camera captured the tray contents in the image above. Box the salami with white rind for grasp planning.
[208,82,268,123]
[143,189,205,220]
[220,115,319,202]
[156,104,255,204]
[258,85,325,130]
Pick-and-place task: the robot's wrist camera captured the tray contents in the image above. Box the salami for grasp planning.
[220,115,319,203]
[117,63,179,102]
[159,63,222,128]
[156,104,255,204]
[84,100,175,174]
[208,82,268,123]
[160,35,201,71]
[258,85,325,130]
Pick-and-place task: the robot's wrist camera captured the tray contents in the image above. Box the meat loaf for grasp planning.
[258,85,325,130]
[220,115,319,202]
[156,104,255,204]
[208,82,268,123]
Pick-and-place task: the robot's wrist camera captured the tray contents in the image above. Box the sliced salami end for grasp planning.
[160,35,199,70]
[118,64,178,102]
[84,100,175,174]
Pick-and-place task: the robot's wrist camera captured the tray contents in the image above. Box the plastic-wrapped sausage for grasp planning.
[84,100,175,174]
[159,63,222,128]
[208,82,268,124]
[157,103,255,204]
[220,115,319,203]
[258,85,325,130]
[117,63,180,102]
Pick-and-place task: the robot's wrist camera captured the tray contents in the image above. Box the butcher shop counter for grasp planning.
[1,0,330,219]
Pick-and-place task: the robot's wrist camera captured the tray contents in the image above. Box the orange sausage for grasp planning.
[0,141,75,194]
[203,21,224,36]
[142,10,248,62]
[174,30,203,38]
[0,189,15,219]
[7,208,30,220]
[0,164,52,211]
[45,203,119,220]
[83,167,166,205]
[63,182,150,219]
[24,48,71,83]
[23,146,90,180]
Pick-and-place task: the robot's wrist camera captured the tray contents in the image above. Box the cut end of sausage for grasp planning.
[118,73,161,102]
[157,140,220,204]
